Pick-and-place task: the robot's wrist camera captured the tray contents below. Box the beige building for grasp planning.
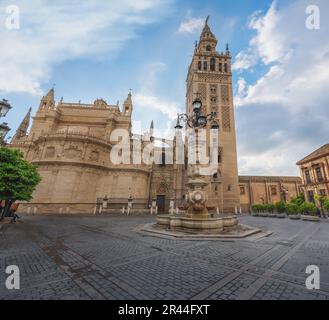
[239,176,301,212]
[10,19,302,215]
[297,144,329,202]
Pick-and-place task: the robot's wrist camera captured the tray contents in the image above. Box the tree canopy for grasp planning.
[0,147,41,204]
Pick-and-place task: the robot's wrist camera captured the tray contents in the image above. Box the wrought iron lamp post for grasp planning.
[0,99,12,145]
[174,97,219,131]
[174,96,219,217]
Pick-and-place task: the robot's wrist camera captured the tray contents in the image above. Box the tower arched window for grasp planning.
[206,45,211,51]
[219,63,222,72]
[224,63,228,73]
[198,61,202,70]
[203,61,207,71]
[210,58,216,71]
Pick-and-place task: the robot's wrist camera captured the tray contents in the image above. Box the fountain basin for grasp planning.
[156,214,238,232]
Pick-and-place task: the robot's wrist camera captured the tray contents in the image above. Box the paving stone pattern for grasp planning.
[1,215,329,300]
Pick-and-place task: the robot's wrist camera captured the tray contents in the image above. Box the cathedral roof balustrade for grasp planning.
[34,131,113,150]
[239,176,302,183]
[58,102,120,111]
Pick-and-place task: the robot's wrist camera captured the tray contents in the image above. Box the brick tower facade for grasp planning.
[186,17,240,213]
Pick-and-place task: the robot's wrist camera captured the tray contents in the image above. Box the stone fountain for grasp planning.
[155,163,239,235]
[138,97,266,240]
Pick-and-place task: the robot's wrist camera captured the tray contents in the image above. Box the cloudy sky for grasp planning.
[1,0,328,176]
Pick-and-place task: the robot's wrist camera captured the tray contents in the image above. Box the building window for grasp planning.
[307,190,315,203]
[240,186,246,195]
[271,186,277,196]
[305,170,312,184]
[224,63,228,73]
[316,167,324,182]
[206,45,211,51]
[198,61,202,70]
[227,184,231,191]
[319,189,326,196]
[219,63,222,72]
[159,152,166,167]
[210,85,217,94]
[210,58,216,71]
[203,61,207,71]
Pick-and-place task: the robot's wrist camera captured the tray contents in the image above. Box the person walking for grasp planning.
[0,200,5,219]
[10,203,20,223]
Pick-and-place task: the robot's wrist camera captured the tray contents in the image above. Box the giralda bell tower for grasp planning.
[185,17,240,213]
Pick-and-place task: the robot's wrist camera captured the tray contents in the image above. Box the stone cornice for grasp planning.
[34,133,113,149]
[32,159,151,174]
[239,176,302,183]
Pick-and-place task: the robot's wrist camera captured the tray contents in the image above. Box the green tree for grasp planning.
[275,201,286,213]
[0,148,41,219]
[299,202,317,216]
[291,193,305,206]
[286,203,299,215]
[323,198,329,213]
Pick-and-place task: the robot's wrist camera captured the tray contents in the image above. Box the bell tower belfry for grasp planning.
[186,17,240,213]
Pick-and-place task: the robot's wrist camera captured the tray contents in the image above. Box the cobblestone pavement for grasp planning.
[1,215,329,300]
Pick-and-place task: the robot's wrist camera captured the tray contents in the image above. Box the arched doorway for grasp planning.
[156,181,169,213]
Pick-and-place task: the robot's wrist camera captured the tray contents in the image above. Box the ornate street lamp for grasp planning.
[0,99,12,117]
[174,96,219,217]
[175,97,219,130]
[0,122,10,146]
[0,99,12,145]
[0,122,10,137]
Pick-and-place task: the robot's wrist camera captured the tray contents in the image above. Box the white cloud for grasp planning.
[0,0,173,96]
[234,0,329,175]
[232,49,258,71]
[134,61,180,128]
[134,93,179,120]
[248,1,288,65]
[235,0,329,110]
[178,17,205,33]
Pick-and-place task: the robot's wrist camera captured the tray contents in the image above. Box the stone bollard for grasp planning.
[216,207,219,215]
[176,208,179,215]
[33,207,37,215]
[27,207,31,215]
[169,201,174,215]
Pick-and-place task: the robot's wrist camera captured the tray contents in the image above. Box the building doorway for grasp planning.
[156,195,166,214]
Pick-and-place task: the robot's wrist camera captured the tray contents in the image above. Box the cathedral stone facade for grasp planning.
[10,20,301,215]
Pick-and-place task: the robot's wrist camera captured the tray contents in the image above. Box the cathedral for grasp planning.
[10,19,302,215]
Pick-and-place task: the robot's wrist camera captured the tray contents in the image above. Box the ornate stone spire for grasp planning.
[123,91,133,115]
[199,16,217,43]
[226,43,230,56]
[13,107,32,139]
[124,91,132,105]
[38,88,55,111]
